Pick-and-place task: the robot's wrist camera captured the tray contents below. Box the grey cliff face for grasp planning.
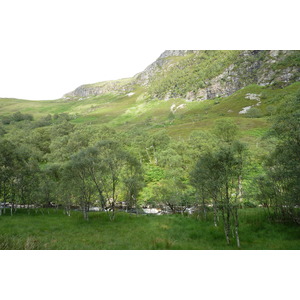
[190,50,300,101]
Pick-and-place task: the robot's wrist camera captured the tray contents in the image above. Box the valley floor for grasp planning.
[0,209,299,250]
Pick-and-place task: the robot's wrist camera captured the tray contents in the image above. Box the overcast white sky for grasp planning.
[0,0,298,100]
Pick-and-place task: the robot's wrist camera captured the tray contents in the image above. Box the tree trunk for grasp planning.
[221,206,230,245]
[238,175,243,205]
[234,207,240,248]
[213,199,218,227]
[83,207,89,221]
[202,196,207,220]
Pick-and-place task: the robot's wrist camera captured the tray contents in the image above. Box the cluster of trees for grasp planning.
[1,90,300,246]
[1,114,248,245]
[0,139,39,215]
[0,118,144,221]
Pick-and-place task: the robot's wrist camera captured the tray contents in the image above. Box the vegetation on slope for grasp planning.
[148,50,242,98]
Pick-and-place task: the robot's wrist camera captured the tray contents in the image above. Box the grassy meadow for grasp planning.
[1,208,299,250]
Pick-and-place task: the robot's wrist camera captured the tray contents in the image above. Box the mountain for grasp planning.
[64,50,300,100]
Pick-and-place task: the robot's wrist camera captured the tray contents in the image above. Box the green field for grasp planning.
[1,209,299,250]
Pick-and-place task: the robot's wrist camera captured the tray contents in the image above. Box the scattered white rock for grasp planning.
[89,207,100,212]
[170,104,176,113]
[170,103,186,113]
[143,208,159,214]
[270,50,279,57]
[176,104,186,111]
[239,106,252,114]
[127,92,135,97]
[186,207,195,214]
[245,93,261,101]
[164,92,171,101]
[240,93,262,113]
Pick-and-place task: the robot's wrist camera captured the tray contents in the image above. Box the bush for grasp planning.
[11,111,34,122]
[245,107,262,118]
[1,116,12,125]
[0,126,6,136]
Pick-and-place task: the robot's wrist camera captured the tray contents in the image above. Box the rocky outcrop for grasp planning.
[64,78,135,99]
[185,50,300,101]
[134,50,198,85]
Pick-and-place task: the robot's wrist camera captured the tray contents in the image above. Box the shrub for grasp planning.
[245,107,262,118]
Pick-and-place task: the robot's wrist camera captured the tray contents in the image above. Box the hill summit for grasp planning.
[64,50,300,101]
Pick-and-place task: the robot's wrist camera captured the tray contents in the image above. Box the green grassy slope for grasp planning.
[1,82,300,143]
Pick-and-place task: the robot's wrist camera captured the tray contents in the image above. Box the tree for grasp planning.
[0,139,17,215]
[145,130,170,165]
[191,151,221,226]
[63,151,97,220]
[0,140,40,215]
[153,175,189,214]
[213,119,238,143]
[95,140,142,220]
[191,143,246,247]
[62,139,143,220]
[121,153,144,211]
[257,91,300,223]
[35,164,61,211]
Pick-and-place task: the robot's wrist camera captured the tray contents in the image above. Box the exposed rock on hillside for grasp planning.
[145,50,300,101]
[64,50,300,100]
[133,50,198,85]
[64,78,134,99]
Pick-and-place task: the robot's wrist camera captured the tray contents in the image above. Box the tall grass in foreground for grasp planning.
[0,208,299,250]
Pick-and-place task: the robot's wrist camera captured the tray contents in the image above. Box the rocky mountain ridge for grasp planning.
[64,50,300,100]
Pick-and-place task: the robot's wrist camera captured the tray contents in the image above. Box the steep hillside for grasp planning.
[64,50,300,101]
[145,50,300,100]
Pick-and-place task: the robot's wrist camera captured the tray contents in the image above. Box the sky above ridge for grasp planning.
[0,0,297,100]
